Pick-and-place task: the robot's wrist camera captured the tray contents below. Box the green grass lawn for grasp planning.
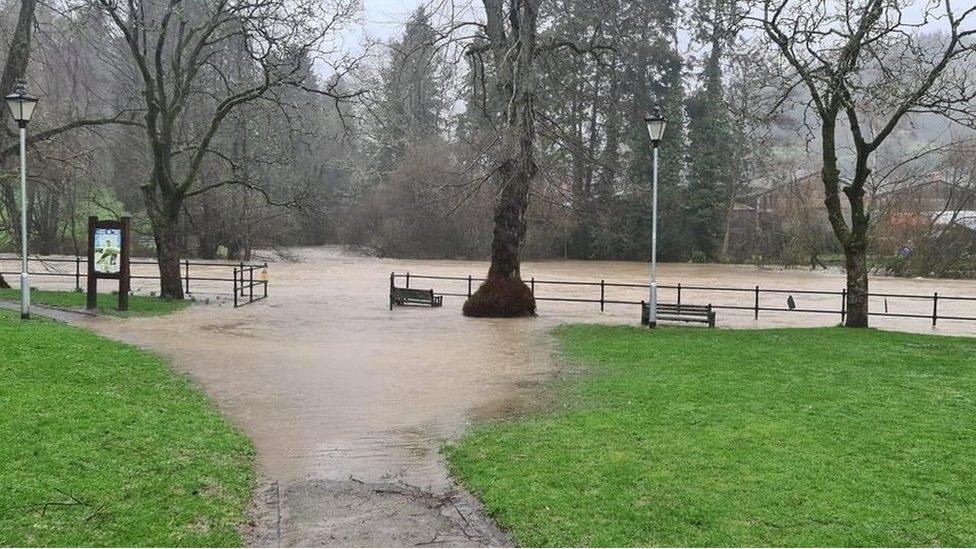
[0,288,189,316]
[0,309,254,546]
[446,326,976,547]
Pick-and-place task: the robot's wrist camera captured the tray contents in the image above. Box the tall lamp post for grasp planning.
[6,81,38,320]
[644,107,667,328]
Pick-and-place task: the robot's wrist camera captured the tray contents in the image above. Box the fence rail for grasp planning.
[392,272,976,327]
[233,264,268,308]
[1,254,268,308]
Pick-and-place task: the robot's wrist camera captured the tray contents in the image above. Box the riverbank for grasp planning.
[0,310,254,546]
[447,325,976,546]
[0,288,190,316]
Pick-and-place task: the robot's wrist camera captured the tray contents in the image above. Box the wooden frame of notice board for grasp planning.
[87,216,131,311]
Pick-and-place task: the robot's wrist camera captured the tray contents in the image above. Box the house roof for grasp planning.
[932,210,976,231]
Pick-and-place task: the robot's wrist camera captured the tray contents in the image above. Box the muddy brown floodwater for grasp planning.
[28,246,976,547]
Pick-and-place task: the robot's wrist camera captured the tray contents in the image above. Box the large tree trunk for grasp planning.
[720,199,735,262]
[0,0,37,260]
[464,152,538,317]
[145,184,185,300]
[487,162,533,280]
[152,214,185,299]
[35,189,61,255]
[844,242,869,327]
[821,116,871,328]
[463,0,538,318]
[198,232,220,260]
[0,0,36,106]
[842,184,871,327]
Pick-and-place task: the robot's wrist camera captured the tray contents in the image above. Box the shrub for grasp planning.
[462,276,536,317]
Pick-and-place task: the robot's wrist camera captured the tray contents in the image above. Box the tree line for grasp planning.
[0,0,973,325]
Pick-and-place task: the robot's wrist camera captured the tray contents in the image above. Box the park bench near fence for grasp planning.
[0,254,269,308]
[641,302,716,327]
[389,272,976,327]
[389,272,443,309]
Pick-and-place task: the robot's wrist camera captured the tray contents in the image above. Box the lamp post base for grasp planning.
[20,273,29,321]
[648,281,658,329]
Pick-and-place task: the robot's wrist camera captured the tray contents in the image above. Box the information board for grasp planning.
[87,216,131,311]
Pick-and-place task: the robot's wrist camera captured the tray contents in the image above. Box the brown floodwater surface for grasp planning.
[30,246,976,546]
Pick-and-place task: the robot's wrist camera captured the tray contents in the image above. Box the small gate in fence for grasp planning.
[233,264,268,307]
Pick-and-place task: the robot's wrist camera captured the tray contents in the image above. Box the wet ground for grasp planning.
[8,247,976,546]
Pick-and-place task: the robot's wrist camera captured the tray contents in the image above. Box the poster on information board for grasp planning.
[93,227,122,275]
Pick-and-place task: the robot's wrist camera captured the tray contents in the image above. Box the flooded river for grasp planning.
[15,246,976,546]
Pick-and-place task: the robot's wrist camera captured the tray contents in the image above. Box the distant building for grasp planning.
[875,172,976,218]
[730,171,849,234]
[724,168,975,261]
[735,169,975,233]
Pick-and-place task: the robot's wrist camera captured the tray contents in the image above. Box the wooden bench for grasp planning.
[390,286,443,309]
[641,301,716,327]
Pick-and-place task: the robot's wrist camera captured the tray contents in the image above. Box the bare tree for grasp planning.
[0,0,140,288]
[92,0,357,298]
[751,0,976,327]
[460,0,541,317]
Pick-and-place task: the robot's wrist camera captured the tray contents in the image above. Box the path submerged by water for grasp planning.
[62,247,976,546]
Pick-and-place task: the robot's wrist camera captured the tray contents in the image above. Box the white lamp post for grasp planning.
[644,107,667,328]
[6,80,38,320]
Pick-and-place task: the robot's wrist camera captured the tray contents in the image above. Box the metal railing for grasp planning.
[233,264,268,308]
[1,254,269,308]
[391,272,976,327]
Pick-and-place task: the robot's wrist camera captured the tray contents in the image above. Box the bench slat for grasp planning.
[641,302,715,327]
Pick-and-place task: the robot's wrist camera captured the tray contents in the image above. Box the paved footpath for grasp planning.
[46,248,564,547]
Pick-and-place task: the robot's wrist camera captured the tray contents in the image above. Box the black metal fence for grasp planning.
[391,272,976,327]
[233,264,268,307]
[1,254,268,308]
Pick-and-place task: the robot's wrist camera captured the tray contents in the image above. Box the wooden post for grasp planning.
[239,261,245,296]
[184,259,190,295]
[754,285,760,319]
[75,255,81,291]
[467,275,472,298]
[118,216,131,312]
[233,269,239,308]
[86,216,97,310]
[677,283,682,310]
[600,280,605,312]
[263,262,268,298]
[249,267,254,303]
[530,277,535,295]
[933,292,939,327]
[841,288,847,323]
[406,272,410,289]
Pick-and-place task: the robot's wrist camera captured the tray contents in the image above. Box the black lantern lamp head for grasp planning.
[644,106,667,147]
[6,80,38,128]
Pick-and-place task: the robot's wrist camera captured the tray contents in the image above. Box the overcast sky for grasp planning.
[359,0,427,42]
